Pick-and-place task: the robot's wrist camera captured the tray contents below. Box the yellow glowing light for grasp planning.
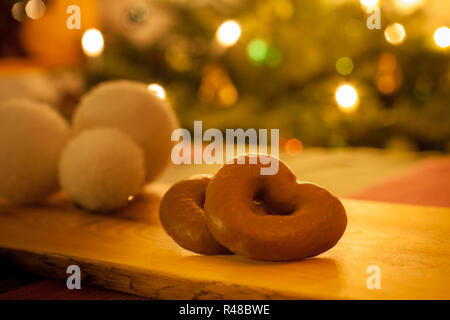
[394,0,424,14]
[25,0,46,20]
[147,83,166,100]
[335,84,359,112]
[384,23,406,45]
[398,0,420,3]
[360,0,379,7]
[433,27,450,48]
[216,20,241,47]
[81,28,104,57]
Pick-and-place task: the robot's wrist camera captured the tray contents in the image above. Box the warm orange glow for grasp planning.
[376,53,401,95]
[378,53,397,72]
[218,84,238,107]
[198,64,238,107]
[377,75,397,94]
[285,138,303,155]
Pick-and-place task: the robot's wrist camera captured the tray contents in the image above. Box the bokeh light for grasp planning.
[336,57,354,75]
[81,28,104,57]
[378,52,398,72]
[247,39,268,63]
[360,0,379,7]
[335,84,359,112]
[25,0,46,20]
[285,138,303,155]
[394,0,425,14]
[216,20,241,47]
[385,23,406,45]
[148,83,166,100]
[11,1,26,22]
[433,27,450,48]
[198,64,238,107]
[376,53,401,95]
[377,75,397,94]
[218,83,238,106]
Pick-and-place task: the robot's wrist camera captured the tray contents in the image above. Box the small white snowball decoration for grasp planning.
[0,99,70,204]
[59,128,146,211]
[72,80,178,183]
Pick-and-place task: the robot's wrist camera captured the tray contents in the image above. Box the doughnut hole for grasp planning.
[251,186,297,216]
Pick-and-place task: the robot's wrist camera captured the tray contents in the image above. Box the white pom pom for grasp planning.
[0,99,70,204]
[73,80,178,183]
[59,128,146,212]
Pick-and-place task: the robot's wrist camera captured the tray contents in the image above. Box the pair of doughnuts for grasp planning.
[159,154,347,261]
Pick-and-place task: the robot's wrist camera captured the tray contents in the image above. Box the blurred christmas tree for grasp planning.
[2,0,450,151]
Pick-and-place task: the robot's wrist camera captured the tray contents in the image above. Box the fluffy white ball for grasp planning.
[72,80,178,183]
[0,99,69,204]
[59,128,146,211]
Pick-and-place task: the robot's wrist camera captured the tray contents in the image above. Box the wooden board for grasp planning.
[0,184,449,300]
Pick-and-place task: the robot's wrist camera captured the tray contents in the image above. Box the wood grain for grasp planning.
[0,184,449,300]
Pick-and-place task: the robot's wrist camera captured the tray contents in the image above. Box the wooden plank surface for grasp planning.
[159,149,422,196]
[0,184,449,300]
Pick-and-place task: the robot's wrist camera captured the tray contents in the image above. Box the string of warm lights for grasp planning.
[352,0,449,115]
[11,0,448,118]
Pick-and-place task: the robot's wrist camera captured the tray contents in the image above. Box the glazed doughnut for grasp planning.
[159,175,231,255]
[204,154,347,261]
